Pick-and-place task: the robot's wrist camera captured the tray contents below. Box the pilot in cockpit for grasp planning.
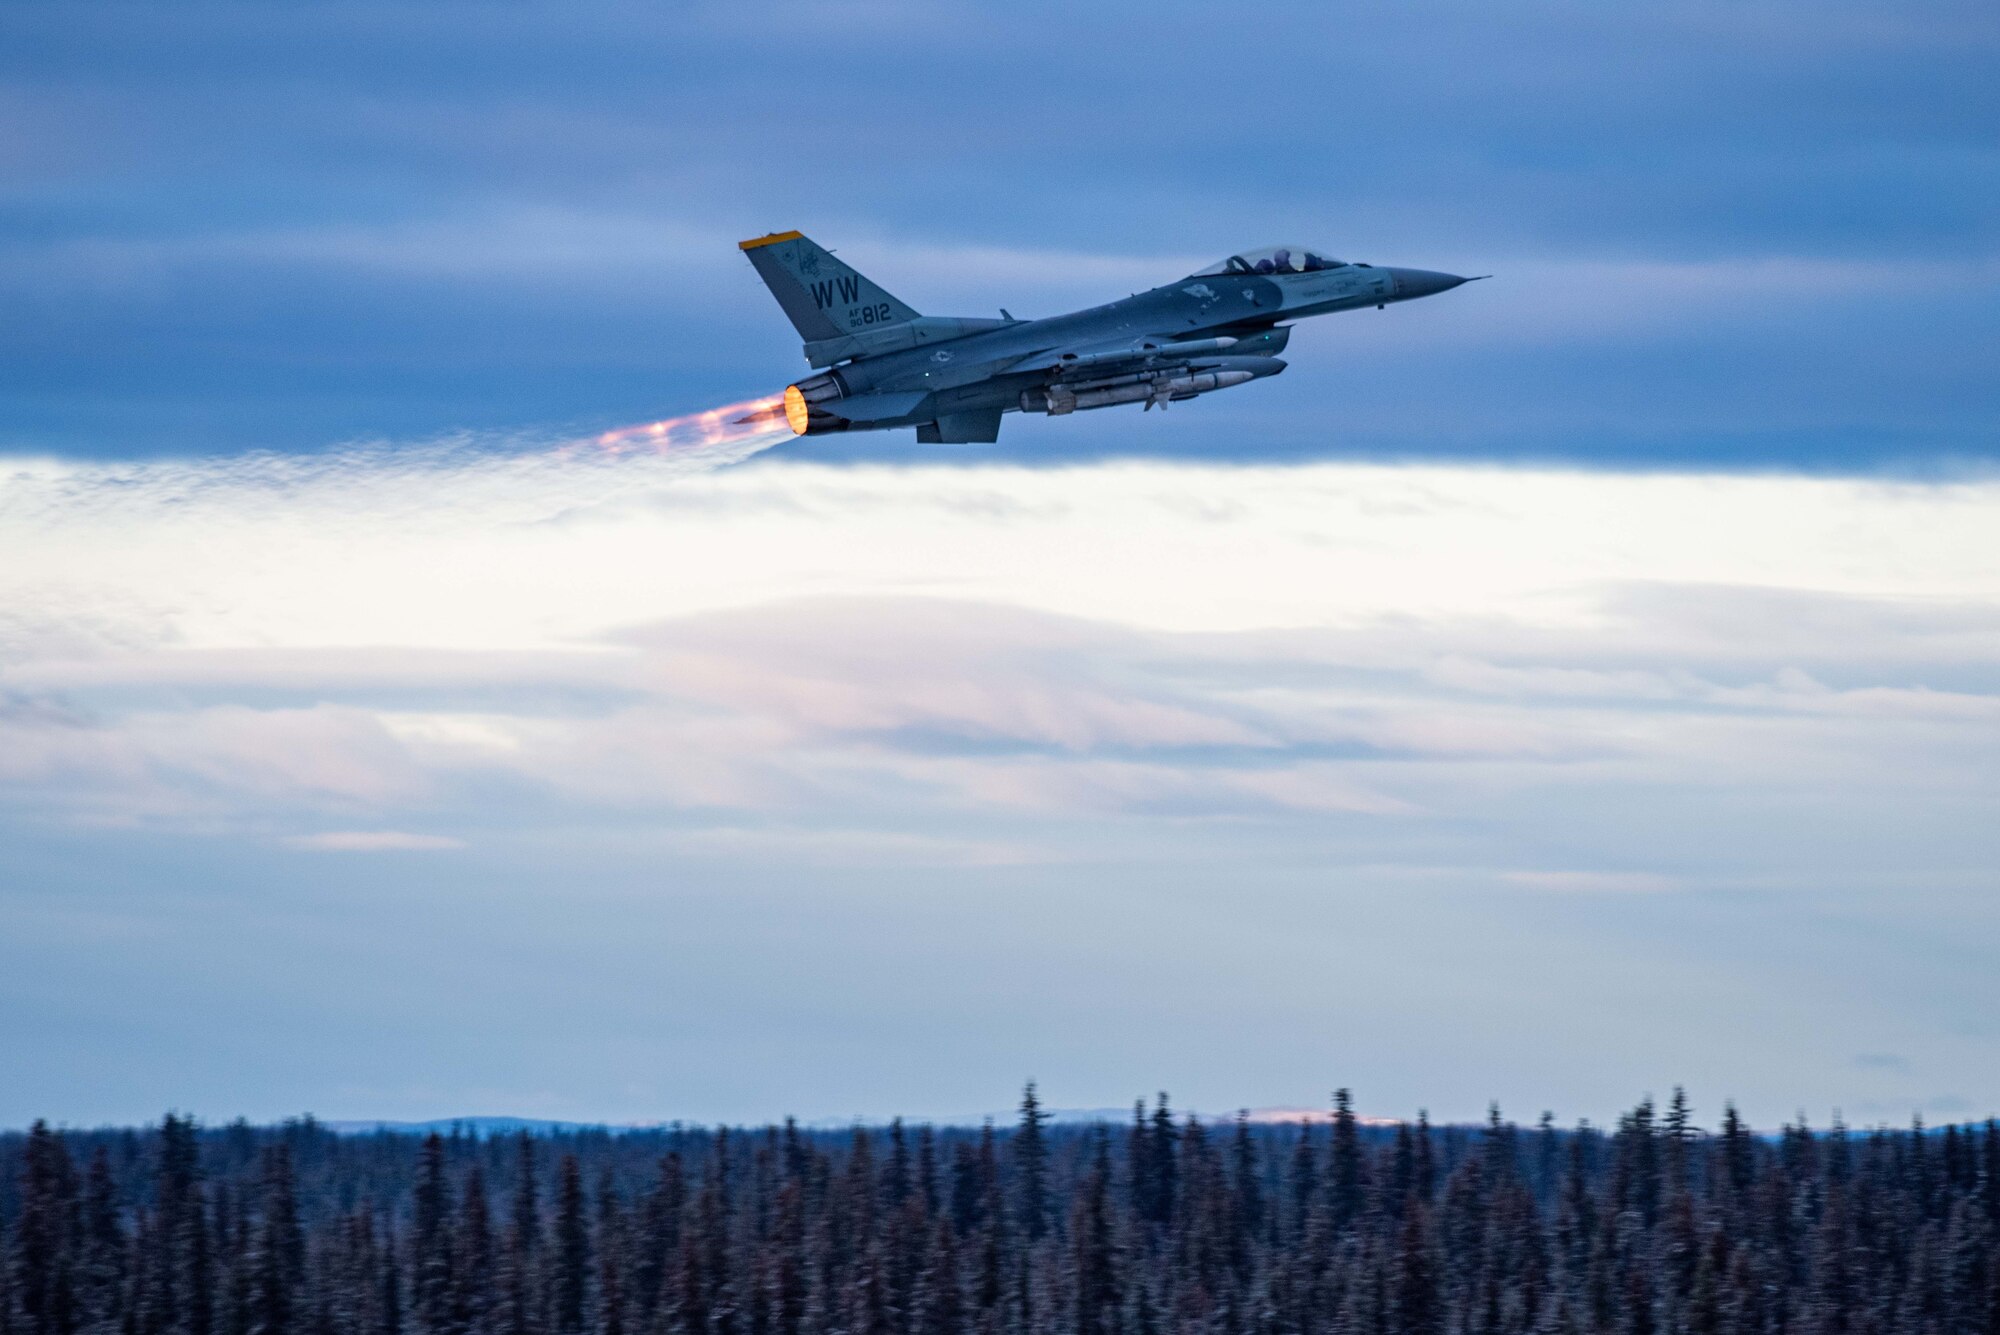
[1201,247,1347,278]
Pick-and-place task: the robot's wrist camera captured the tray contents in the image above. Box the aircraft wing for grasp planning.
[1006,334,1242,376]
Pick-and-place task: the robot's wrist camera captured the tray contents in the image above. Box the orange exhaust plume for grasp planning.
[585,394,786,456]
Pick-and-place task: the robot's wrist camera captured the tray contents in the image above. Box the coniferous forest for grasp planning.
[5,1087,1999,1335]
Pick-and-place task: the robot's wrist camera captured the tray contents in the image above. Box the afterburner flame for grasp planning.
[587,394,786,455]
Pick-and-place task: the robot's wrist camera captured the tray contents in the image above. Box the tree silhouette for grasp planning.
[7,1093,2000,1335]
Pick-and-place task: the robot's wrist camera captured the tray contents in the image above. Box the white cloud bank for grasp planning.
[4,440,1999,892]
[283,830,465,853]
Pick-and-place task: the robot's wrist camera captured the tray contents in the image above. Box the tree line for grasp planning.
[4,1086,1998,1335]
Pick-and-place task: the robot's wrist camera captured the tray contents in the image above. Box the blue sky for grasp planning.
[4,0,1999,1130]
[4,0,1995,466]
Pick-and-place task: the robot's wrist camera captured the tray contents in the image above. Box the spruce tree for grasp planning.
[973,1220,1001,1315]
[1664,1090,1694,1199]
[949,1148,983,1237]
[263,1148,304,1296]
[1982,1121,2000,1223]
[1011,1087,1047,1243]
[248,1148,299,1335]
[1393,1206,1438,1335]
[1231,1114,1264,1244]
[509,1138,539,1260]
[1414,1110,1436,1204]
[1285,1124,1318,1240]
[1125,1104,1150,1227]
[551,1158,588,1335]
[912,1130,937,1223]
[78,1149,125,1335]
[844,1253,889,1335]
[882,1123,909,1216]
[411,1138,452,1335]
[1720,1104,1755,1207]
[13,1121,79,1335]
[1390,1121,1416,1215]
[634,1154,683,1323]
[376,1237,401,1335]
[1067,1138,1116,1335]
[911,1222,958,1335]
[0,1211,13,1335]
[1616,1098,1660,1226]
[1143,1096,1176,1229]
[183,1169,216,1335]
[1330,1091,1364,1232]
[766,1179,806,1335]
[453,1168,492,1335]
[1534,1111,1560,1207]
[592,1172,622,1335]
[149,1113,207,1335]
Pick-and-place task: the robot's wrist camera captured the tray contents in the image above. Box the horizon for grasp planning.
[12,1099,1978,1140]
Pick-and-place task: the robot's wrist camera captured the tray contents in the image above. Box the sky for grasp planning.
[3,0,1999,1131]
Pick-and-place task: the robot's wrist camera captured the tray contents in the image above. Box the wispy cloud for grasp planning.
[284,830,465,852]
[1500,870,1680,895]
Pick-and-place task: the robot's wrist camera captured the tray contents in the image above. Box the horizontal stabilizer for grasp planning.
[917,410,1003,445]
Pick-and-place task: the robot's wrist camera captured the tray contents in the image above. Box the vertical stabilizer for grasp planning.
[739,231,921,343]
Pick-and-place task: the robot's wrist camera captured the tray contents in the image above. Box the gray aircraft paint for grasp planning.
[738,232,1477,444]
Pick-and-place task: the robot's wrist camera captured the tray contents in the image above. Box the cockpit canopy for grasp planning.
[1190,244,1347,277]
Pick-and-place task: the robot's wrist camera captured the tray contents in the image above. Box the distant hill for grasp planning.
[319,1116,625,1136]
[318,1106,1398,1136]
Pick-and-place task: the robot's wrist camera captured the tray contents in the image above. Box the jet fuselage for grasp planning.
[737,233,1475,444]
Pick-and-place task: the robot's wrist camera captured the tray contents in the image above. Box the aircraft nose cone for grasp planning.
[1390,268,1469,300]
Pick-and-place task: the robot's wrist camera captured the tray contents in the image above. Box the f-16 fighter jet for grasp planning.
[736,231,1479,443]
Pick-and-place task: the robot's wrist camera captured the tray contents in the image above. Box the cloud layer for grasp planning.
[8,440,2000,1123]
[8,441,1999,857]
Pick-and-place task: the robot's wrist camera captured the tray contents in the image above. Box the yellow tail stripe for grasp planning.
[739,230,804,251]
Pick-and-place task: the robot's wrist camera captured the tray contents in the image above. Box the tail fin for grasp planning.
[739,231,921,342]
